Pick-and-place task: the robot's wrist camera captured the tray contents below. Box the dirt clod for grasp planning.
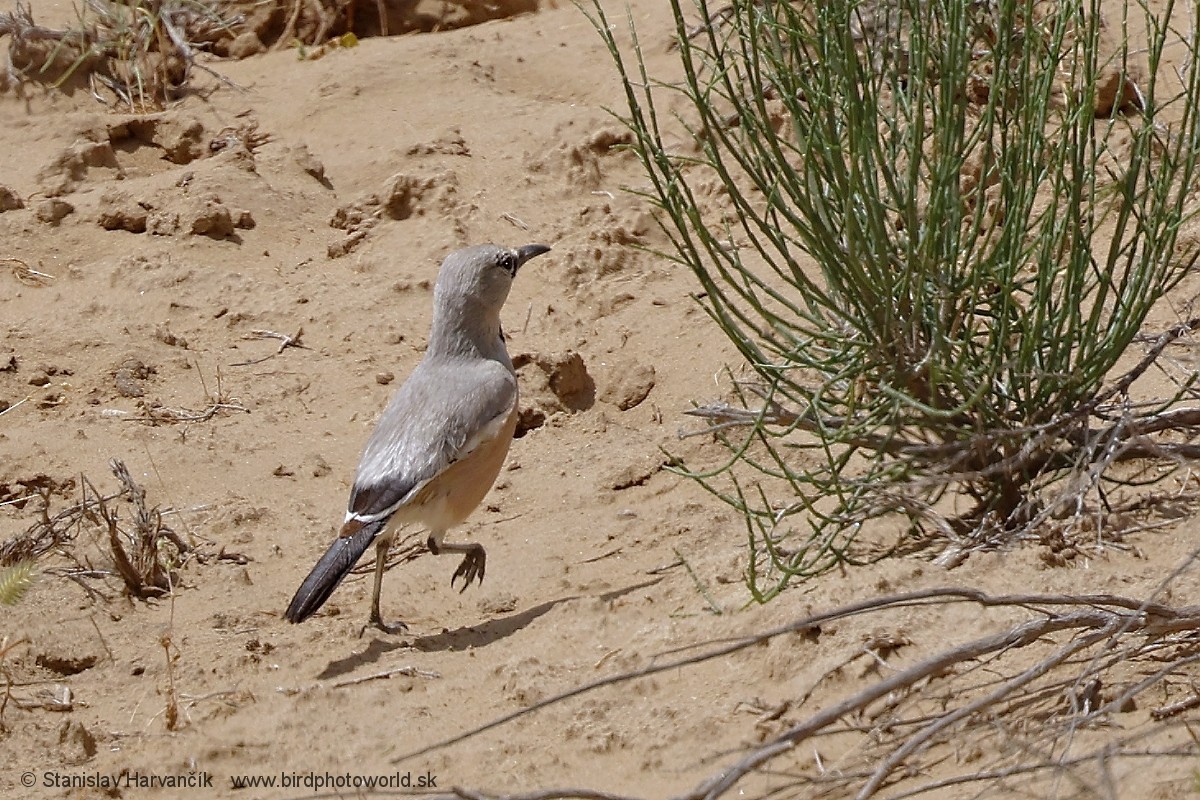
[0,184,24,211]
[34,198,74,225]
[601,364,656,410]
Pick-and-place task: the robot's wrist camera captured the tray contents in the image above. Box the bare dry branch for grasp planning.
[448,790,642,800]
[393,575,1200,799]
[332,666,441,688]
[229,327,307,366]
[120,401,249,424]
[0,480,115,566]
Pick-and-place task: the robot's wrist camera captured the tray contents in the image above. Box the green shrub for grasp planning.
[594,0,1200,599]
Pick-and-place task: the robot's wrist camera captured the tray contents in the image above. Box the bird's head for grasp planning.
[434,242,551,314]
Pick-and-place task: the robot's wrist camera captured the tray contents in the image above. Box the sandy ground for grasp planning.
[3,1,1200,798]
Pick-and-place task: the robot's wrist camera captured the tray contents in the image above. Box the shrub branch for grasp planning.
[593,0,1200,594]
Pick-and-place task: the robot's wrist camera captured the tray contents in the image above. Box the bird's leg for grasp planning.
[362,534,408,635]
[427,530,486,592]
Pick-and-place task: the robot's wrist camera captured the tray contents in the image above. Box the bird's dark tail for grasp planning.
[285,520,384,623]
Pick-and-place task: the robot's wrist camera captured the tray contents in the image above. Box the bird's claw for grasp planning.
[360,612,409,637]
[450,548,486,592]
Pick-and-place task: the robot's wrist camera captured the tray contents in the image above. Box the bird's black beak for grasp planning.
[515,243,552,271]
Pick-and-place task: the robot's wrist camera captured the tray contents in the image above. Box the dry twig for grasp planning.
[120,400,249,424]
[229,327,307,366]
[333,666,441,688]
[2,257,54,285]
[349,530,425,578]
[0,481,110,566]
[395,577,1200,799]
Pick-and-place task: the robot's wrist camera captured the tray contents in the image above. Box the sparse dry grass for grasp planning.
[0,0,239,109]
[0,458,203,600]
[0,0,544,109]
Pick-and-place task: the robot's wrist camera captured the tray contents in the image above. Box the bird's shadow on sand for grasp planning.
[314,577,660,680]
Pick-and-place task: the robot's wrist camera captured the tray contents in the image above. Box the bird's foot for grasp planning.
[450,545,486,592]
[360,610,410,637]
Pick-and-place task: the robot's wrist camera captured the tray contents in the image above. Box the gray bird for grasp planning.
[285,242,551,632]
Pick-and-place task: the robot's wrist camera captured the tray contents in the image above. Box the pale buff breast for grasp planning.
[394,399,519,533]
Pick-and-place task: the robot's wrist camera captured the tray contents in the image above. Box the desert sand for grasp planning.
[3,1,1200,798]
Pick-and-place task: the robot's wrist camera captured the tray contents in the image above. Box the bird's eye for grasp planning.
[498,252,518,275]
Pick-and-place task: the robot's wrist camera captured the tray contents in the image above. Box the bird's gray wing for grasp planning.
[344,358,517,523]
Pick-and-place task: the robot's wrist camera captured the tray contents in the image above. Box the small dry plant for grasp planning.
[90,458,191,598]
[0,458,191,600]
[0,0,238,109]
[0,461,193,730]
[0,561,34,730]
[0,560,34,606]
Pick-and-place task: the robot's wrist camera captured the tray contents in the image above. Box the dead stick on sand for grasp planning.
[0,396,31,420]
[332,666,442,688]
[121,402,249,423]
[230,327,307,367]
